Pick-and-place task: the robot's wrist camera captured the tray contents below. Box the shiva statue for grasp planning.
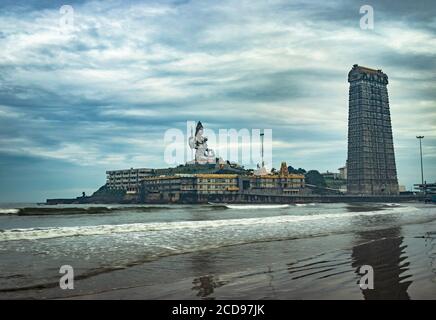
[188,121,216,164]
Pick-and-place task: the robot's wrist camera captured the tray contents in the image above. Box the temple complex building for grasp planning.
[347,65,399,195]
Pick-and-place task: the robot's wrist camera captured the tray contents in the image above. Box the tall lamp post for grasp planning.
[416,136,425,193]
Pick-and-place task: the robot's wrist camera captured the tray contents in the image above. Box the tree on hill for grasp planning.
[305,170,326,187]
[288,165,307,175]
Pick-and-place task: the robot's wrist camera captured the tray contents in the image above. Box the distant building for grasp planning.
[321,169,347,194]
[141,172,305,203]
[338,165,347,180]
[248,162,305,195]
[414,182,436,194]
[142,174,239,202]
[245,174,305,195]
[347,65,399,195]
[106,168,154,193]
[322,171,341,180]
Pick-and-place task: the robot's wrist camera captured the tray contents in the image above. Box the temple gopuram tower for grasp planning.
[347,64,399,195]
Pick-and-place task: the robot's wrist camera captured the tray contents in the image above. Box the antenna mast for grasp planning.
[260,131,264,167]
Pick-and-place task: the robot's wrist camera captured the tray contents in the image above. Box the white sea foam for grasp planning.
[385,203,401,207]
[225,204,289,209]
[0,205,423,242]
[0,208,19,214]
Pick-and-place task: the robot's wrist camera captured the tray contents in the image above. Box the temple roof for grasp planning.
[352,64,383,75]
[348,64,388,83]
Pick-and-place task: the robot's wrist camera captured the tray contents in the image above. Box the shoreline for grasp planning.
[45,194,426,205]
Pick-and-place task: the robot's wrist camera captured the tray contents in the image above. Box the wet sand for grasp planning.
[77,223,436,300]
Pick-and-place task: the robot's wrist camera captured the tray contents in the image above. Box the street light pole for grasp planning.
[416,136,424,193]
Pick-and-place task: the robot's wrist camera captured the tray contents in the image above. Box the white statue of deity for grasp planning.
[188,121,216,164]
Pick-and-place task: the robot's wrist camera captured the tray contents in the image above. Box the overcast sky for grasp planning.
[0,0,435,202]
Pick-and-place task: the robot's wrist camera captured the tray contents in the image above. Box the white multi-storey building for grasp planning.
[106,168,153,193]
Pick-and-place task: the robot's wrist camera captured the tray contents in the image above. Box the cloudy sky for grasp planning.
[0,0,435,201]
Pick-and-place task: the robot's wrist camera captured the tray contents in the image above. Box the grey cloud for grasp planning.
[0,0,435,201]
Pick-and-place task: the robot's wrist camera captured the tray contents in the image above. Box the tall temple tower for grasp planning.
[347,64,399,195]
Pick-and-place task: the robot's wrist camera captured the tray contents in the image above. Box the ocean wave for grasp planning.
[0,205,421,242]
[295,203,317,207]
[0,206,176,216]
[384,203,401,207]
[0,209,19,214]
[224,204,290,209]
